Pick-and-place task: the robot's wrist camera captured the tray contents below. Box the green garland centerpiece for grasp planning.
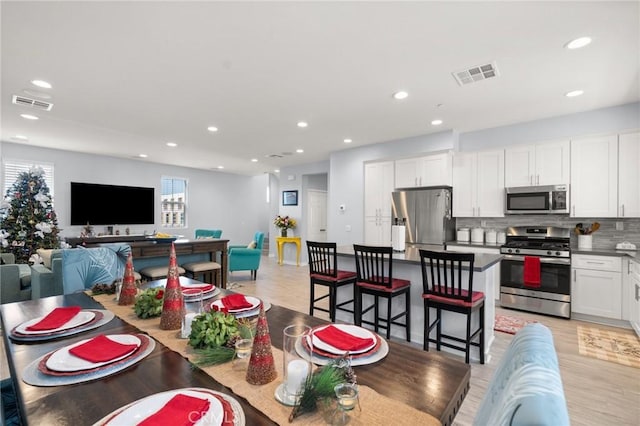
[133,288,164,318]
[188,311,254,366]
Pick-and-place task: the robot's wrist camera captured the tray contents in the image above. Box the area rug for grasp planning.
[577,326,640,369]
[494,314,538,335]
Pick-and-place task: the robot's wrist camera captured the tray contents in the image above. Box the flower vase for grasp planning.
[281,229,287,237]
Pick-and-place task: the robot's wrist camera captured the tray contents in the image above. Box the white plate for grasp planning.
[312,324,377,355]
[210,296,260,313]
[98,389,226,426]
[46,334,141,372]
[184,287,220,301]
[296,336,389,367]
[182,282,216,290]
[16,311,96,335]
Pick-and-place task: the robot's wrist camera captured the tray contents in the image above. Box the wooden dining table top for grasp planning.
[0,291,470,425]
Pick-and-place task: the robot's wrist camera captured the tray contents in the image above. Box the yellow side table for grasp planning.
[276,236,301,266]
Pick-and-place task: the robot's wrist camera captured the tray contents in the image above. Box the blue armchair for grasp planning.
[1,264,31,304]
[228,231,265,280]
[195,229,222,239]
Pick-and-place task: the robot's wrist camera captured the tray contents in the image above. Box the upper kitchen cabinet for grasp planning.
[571,135,618,217]
[504,140,570,187]
[618,132,640,218]
[452,150,505,217]
[364,161,394,244]
[395,152,452,188]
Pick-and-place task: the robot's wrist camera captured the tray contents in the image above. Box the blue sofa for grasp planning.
[228,231,265,280]
[474,323,570,426]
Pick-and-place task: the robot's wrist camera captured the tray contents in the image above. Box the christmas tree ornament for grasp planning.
[159,243,184,330]
[246,303,277,385]
[118,253,137,305]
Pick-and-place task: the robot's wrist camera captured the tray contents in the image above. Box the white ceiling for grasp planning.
[1,1,639,175]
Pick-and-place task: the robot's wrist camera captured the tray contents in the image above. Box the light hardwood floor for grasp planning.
[235,255,640,426]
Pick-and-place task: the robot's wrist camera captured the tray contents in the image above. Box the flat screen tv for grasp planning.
[70,182,155,225]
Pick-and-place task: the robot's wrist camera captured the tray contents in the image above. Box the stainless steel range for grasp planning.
[499,226,571,318]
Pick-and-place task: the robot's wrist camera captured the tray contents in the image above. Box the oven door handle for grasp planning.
[503,254,571,265]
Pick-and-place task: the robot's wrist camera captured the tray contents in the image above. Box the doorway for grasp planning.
[306,189,327,242]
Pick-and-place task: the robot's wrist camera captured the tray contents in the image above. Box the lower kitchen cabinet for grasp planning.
[572,254,623,319]
[628,259,640,335]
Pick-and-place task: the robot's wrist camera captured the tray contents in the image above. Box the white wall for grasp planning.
[0,142,269,246]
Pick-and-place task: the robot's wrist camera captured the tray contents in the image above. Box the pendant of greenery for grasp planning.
[289,354,357,422]
[133,288,164,318]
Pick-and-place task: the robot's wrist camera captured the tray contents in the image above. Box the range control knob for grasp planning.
[515,249,520,254]
[547,251,552,256]
[555,251,562,256]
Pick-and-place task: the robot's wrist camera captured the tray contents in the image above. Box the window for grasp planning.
[2,159,55,200]
[161,177,187,228]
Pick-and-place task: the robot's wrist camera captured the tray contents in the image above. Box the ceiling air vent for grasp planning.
[12,95,53,111]
[452,62,499,86]
[267,154,284,158]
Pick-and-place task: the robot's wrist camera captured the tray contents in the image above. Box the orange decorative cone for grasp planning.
[118,253,137,305]
[246,303,277,385]
[159,242,184,330]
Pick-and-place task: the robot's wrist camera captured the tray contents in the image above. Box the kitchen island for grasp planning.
[335,243,503,362]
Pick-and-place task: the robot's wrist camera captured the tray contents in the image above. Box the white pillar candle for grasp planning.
[285,359,309,395]
[181,312,197,338]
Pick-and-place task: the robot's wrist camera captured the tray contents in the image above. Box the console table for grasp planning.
[276,236,301,266]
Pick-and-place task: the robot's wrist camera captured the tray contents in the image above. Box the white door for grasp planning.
[476,150,505,218]
[306,190,327,242]
[536,140,570,185]
[619,132,640,218]
[504,145,535,187]
[452,152,476,217]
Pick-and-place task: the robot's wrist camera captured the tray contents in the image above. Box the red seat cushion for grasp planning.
[311,270,356,282]
[423,287,485,307]
[357,277,411,292]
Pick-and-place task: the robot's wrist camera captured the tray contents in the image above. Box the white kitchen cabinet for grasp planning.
[395,152,452,188]
[628,259,640,336]
[364,161,394,244]
[618,132,640,218]
[570,135,618,217]
[453,150,505,217]
[571,254,622,319]
[504,140,570,187]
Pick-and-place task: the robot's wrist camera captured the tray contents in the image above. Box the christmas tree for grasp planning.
[0,166,60,263]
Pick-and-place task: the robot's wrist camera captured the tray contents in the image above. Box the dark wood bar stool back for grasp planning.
[353,244,411,340]
[306,241,356,322]
[420,249,485,364]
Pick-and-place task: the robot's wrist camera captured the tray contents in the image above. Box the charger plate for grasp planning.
[10,310,115,342]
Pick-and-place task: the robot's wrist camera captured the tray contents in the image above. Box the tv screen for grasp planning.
[70,182,155,225]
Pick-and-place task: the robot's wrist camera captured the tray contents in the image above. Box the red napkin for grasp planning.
[26,306,82,331]
[221,294,253,310]
[137,393,211,426]
[69,334,139,363]
[523,256,541,288]
[182,284,213,295]
[314,325,375,351]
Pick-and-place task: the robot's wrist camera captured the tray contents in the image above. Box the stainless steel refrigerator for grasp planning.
[391,187,455,245]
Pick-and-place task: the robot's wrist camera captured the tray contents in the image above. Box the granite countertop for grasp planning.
[336,243,503,272]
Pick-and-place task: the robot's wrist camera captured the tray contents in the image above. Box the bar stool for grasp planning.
[307,241,356,322]
[353,244,411,341]
[182,261,221,286]
[139,265,186,281]
[419,249,485,364]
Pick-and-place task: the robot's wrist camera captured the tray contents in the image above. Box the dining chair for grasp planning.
[353,244,411,340]
[419,249,485,364]
[306,241,356,322]
[181,229,223,284]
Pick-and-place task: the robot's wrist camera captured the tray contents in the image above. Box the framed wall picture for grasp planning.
[282,190,298,206]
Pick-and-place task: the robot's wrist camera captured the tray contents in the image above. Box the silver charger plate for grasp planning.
[10,310,115,342]
[295,332,389,366]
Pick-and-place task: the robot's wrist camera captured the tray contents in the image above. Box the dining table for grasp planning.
[1,290,470,425]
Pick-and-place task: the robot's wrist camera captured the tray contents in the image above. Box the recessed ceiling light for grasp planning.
[31,79,52,89]
[20,114,39,120]
[14,134,28,141]
[296,149,304,153]
[343,138,352,144]
[393,91,409,100]
[166,142,177,147]
[138,154,148,158]
[274,169,280,173]
[297,121,308,128]
[207,126,218,132]
[431,119,443,126]
[565,90,584,98]
[217,165,224,169]
[251,158,258,162]
[565,36,592,50]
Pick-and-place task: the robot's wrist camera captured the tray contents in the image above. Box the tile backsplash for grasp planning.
[456,216,640,250]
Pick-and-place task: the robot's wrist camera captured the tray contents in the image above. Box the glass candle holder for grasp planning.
[180,289,203,339]
[333,383,359,425]
[234,338,253,360]
[275,324,312,406]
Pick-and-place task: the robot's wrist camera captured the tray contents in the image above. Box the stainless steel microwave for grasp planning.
[505,184,569,214]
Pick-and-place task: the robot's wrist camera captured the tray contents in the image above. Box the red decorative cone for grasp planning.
[118,253,137,305]
[159,243,184,330]
[246,303,277,385]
